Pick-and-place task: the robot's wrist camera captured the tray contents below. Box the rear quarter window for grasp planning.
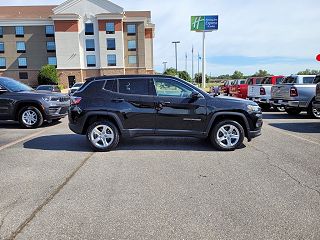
[303,77,315,84]
[82,80,105,95]
[104,79,117,92]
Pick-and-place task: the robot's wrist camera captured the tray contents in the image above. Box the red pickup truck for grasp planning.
[230,77,264,99]
[218,80,235,95]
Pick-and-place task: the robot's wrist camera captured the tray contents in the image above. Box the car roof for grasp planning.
[85,74,175,82]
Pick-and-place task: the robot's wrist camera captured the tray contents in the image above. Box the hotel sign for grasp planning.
[191,15,218,32]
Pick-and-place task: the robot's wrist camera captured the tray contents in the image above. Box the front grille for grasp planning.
[48,106,60,114]
[59,97,70,102]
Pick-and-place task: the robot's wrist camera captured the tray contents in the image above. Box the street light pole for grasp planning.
[162,61,167,73]
[172,41,180,73]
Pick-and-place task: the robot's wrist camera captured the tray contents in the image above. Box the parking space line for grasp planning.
[0,128,53,151]
[264,124,320,146]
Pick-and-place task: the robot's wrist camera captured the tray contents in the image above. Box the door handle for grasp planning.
[160,101,171,105]
[112,98,125,103]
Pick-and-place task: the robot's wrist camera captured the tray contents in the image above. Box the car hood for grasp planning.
[15,90,68,98]
[213,95,257,105]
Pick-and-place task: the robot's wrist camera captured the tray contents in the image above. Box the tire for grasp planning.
[260,104,271,111]
[273,106,286,112]
[307,102,320,119]
[210,120,245,151]
[285,107,301,115]
[18,106,44,128]
[87,121,120,152]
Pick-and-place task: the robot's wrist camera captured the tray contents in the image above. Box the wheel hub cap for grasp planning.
[22,110,38,126]
[90,125,115,148]
[312,107,320,118]
[217,124,240,148]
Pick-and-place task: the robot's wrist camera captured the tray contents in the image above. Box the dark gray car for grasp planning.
[0,77,70,128]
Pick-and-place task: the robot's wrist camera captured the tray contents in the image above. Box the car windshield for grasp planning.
[0,77,33,92]
[37,86,52,91]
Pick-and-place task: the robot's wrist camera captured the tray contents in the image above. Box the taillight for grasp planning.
[260,87,266,95]
[290,87,298,97]
[237,87,241,93]
[71,96,82,105]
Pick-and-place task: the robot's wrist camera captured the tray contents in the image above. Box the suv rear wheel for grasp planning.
[210,120,244,151]
[307,102,320,119]
[87,121,120,152]
[19,106,44,128]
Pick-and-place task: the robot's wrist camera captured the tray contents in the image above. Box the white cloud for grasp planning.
[2,0,320,75]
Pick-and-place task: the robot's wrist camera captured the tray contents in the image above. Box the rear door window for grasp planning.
[263,77,271,84]
[283,77,297,84]
[276,77,284,84]
[303,77,315,84]
[118,78,150,96]
[239,80,246,84]
[255,78,263,84]
[246,79,253,85]
[104,79,117,92]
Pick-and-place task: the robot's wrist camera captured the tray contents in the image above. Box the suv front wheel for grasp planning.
[19,106,44,128]
[210,120,244,151]
[87,121,120,152]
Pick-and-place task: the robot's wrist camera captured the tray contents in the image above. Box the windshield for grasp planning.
[37,86,52,91]
[0,77,33,92]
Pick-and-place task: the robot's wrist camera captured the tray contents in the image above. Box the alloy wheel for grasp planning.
[312,107,320,118]
[90,125,115,148]
[216,124,240,148]
[22,110,38,126]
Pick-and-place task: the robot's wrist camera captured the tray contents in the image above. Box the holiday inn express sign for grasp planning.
[191,15,218,31]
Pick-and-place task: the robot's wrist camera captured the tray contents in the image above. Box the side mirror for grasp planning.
[190,92,200,99]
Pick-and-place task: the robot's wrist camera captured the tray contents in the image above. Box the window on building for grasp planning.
[0,57,6,69]
[128,40,136,51]
[0,27,3,38]
[106,22,115,34]
[85,23,94,35]
[107,38,116,50]
[0,42,4,53]
[127,24,136,35]
[46,41,56,52]
[18,57,27,68]
[15,26,24,37]
[87,55,96,67]
[48,57,57,66]
[19,72,28,79]
[45,25,55,37]
[86,39,95,51]
[128,55,137,64]
[107,54,116,66]
[16,41,26,53]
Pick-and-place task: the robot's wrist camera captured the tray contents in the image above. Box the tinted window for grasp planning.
[239,80,246,84]
[283,77,297,84]
[303,77,315,84]
[246,79,253,85]
[263,77,272,84]
[255,78,263,84]
[119,78,149,95]
[37,86,52,91]
[85,23,94,35]
[276,77,284,84]
[107,38,116,50]
[104,79,117,92]
[154,78,193,98]
[0,77,33,92]
[314,76,320,84]
[86,39,95,51]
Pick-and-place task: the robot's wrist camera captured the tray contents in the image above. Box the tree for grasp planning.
[252,70,271,77]
[231,70,244,79]
[297,69,320,75]
[194,73,210,83]
[163,68,178,77]
[38,65,59,85]
[178,71,192,82]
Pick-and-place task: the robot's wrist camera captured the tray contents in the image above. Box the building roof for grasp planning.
[125,11,151,18]
[0,5,57,20]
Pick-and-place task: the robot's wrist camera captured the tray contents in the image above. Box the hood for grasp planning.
[214,95,258,105]
[15,90,68,98]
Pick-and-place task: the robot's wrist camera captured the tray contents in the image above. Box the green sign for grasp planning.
[191,15,219,31]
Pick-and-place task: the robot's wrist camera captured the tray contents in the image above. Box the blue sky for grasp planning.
[1,0,320,76]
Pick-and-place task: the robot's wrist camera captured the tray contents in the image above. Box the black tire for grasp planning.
[18,106,44,128]
[285,107,301,115]
[273,105,286,112]
[307,102,320,119]
[210,120,245,151]
[260,104,271,111]
[87,121,120,152]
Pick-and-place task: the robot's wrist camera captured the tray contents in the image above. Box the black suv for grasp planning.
[0,77,70,128]
[69,75,262,151]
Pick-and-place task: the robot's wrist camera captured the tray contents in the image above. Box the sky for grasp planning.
[1,0,320,76]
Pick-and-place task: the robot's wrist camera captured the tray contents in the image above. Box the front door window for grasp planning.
[154,78,193,98]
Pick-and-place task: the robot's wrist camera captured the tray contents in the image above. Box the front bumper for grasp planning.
[248,129,262,140]
[44,102,70,120]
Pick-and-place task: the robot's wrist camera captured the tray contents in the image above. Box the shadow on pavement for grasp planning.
[269,122,320,133]
[23,134,242,152]
[0,120,61,129]
[262,112,312,120]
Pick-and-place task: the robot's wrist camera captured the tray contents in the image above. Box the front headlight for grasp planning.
[247,104,261,113]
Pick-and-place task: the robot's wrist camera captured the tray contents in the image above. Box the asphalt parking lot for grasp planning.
[0,112,319,240]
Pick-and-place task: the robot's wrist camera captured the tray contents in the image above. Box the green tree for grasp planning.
[252,70,271,77]
[297,69,320,75]
[178,71,192,82]
[194,73,210,83]
[231,70,244,79]
[38,65,59,85]
[163,67,178,76]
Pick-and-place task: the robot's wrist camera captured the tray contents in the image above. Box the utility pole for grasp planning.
[185,52,188,72]
[202,31,206,89]
[198,52,200,75]
[192,45,194,82]
[172,41,180,73]
[162,61,167,73]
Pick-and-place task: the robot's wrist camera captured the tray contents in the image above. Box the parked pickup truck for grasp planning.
[247,75,284,111]
[219,80,235,95]
[312,82,320,114]
[230,77,264,99]
[270,75,320,118]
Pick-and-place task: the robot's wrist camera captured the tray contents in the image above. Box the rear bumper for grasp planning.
[247,97,270,104]
[270,99,307,108]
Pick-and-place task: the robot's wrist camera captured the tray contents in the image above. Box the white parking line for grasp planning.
[265,124,320,146]
[0,128,52,151]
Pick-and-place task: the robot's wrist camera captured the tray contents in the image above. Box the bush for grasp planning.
[38,65,59,85]
[178,71,192,82]
[163,68,178,77]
